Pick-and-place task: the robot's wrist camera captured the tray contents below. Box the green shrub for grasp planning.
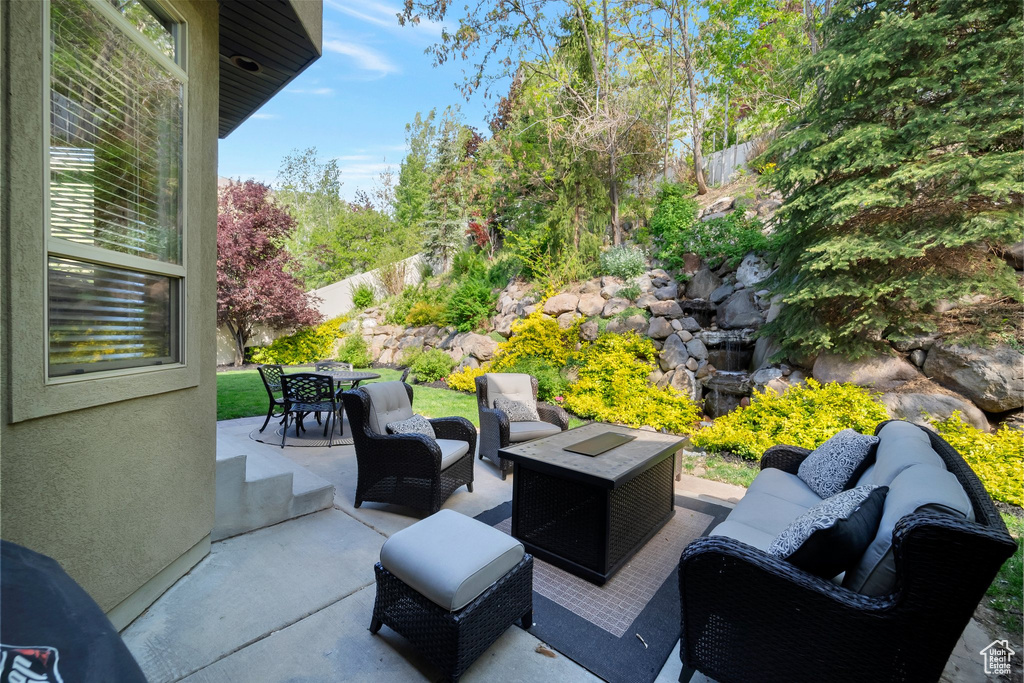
[406,301,447,327]
[385,284,448,326]
[445,363,489,392]
[492,308,581,371]
[617,283,641,301]
[250,317,347,365]
[563,332,701,433]
[650,183,700,266]
[451,249,488,280]
[932,413,1023,507]
[352,283,375,309]
[600,245,648,280]
[692,379,889,460]
[486,255,522,288]
[336,334,372,368]
[695,212,773,267]
[445,277,497,332]
[407,349,456,383]
[498,356,570,402]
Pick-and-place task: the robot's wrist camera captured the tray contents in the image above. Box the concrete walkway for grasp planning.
[122,416,998,682]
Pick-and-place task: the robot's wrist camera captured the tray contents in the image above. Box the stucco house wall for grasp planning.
[0,0,219,629]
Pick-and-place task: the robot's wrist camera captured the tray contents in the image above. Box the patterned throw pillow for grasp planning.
[768,485,888,578]
[494,396,540,422]
[386,414,436,439]
[798,429,880,499]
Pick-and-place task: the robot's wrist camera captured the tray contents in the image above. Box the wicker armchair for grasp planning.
[475,373,569,480]
[677,421,1016,683]
[342,381,476,514]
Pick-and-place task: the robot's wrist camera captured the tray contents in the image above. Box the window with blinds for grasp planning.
[47,0,185,378]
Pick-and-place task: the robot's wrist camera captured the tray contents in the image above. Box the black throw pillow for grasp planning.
[770,486,889,579]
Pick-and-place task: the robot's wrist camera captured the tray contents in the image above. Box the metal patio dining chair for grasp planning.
[257,364,286,433]
[280,373,339,447]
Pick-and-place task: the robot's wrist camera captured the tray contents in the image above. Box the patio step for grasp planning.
[212,447,335,541]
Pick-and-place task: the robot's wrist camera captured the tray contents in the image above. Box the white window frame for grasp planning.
[43,0,189,383]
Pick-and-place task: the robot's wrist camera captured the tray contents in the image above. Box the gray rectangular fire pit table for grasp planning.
[499,422,685,585]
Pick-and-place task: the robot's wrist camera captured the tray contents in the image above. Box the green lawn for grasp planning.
[988,513,1023,633]
[218,366,589,428]
[218,367,478,425]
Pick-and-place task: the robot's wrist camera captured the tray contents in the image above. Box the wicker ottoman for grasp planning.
[370,509,534,682]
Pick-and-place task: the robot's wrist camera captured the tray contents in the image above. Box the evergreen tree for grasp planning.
[762,0,1023,358]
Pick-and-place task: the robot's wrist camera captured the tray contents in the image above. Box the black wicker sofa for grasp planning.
[678,420,1016,683]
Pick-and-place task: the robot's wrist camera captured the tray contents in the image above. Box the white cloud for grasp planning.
[288,86,335,95]
[249,113,279,120]
[323,39,399,77]
[325,0,444,39]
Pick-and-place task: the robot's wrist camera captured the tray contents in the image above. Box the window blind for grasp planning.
[47,0,184,378]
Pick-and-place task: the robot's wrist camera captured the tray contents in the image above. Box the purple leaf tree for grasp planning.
[217,180,322,366]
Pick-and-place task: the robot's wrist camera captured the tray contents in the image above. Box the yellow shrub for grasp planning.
[933,413,1024,507]
[491,308,581,371]
[563,332,701,433]
[250,316,349,365]
[691,379,889,460]
[445,363,491,393]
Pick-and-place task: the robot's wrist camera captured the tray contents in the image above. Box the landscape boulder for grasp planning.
[577,293,605,316]
[649,300,684,319]
[923,342,1024,413]
[685,267,723,300]
[580,320,599,342]
[647,317,674,340]
[667,368,700,401]
[706,196,735,214]
[709,283,735,304]
[600,284,621,299]
[677,317,702,334]
[602,297,631,317]
[557,312,580,329]
[635,293,659,309]
[735,253,773,288]
[623,314,648,333]
[880,391,990,432]
[654,282,679,301]
[812,351,921,392]
[717,290,764,329]
[459,333,499,362]
[685,339,709,361]
[544,293,580,316]
[659,334,690,371]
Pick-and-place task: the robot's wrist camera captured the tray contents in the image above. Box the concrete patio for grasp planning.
[121,415,996,683]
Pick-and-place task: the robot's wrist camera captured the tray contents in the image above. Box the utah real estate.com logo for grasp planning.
[980,640,1016,676]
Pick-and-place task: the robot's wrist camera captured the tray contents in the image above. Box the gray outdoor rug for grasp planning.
[475,495,730,683]
[248,415,353,447]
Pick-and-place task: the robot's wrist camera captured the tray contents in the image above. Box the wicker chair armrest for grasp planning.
[680,535,891,611]
[760,445,812,473]
[537,403,569,430]
[479,406,510,446]
[429,416,477,444]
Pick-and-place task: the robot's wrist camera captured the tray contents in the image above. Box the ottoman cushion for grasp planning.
[380,509,525,611]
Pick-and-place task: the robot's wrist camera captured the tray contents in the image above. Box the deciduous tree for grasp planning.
[217,180,322,366]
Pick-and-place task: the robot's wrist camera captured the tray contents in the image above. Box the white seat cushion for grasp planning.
[362,382,413,435]
[720,490,814,538]
[436,439,470,469]
[380,509,525,611]
[844,464,972,595]
[859,421,944,487]
[485,373,536,410]
[748,467,825,509]
[710,520,776,551]
[508,420,562,442]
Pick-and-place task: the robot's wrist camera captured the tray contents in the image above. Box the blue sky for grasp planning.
[217,0,506,200]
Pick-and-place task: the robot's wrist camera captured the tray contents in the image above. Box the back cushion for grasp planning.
[843,464,973,595]
[858,421,944,487]
[485,373,535,409]
[363,382,414,435]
